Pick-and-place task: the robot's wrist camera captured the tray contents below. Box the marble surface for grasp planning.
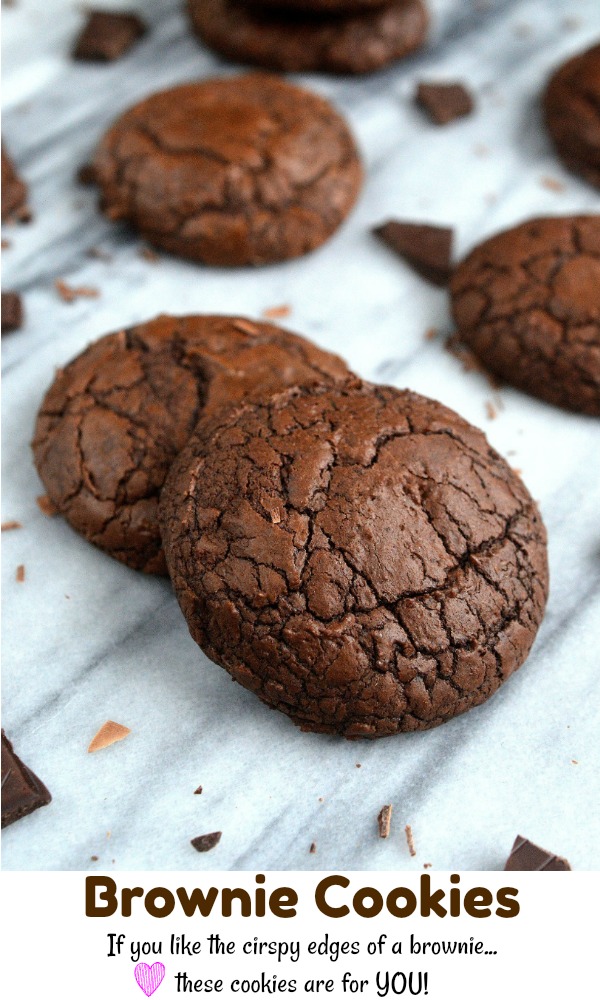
[2,0,599,872]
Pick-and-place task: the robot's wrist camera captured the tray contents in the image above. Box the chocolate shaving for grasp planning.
[2,291,23,333]
[416,81,475,125]
[378,804,393,839]
[405,824,416,856]
[1,520,22,532]
[55,279,99,303]
[88,720,131,753]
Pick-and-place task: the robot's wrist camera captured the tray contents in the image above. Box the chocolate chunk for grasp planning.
[1,144,30,223]
[1,730,52,828]
[191,831,222,853]
[73,11,146,62]
[416,81,475,125]
[504,835,571,871]
[1,291,23,333]
[374,220,453,286]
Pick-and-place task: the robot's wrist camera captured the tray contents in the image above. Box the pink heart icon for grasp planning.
[134,962,166,997]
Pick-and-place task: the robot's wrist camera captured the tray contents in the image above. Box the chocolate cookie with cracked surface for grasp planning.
[544,43,600,189]
[32,314,351,574]
[187,0,428,76]
[91,73,362,265]
[159,381,548,739]
[451,216,600,415]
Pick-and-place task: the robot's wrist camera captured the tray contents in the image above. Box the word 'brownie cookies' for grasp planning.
[544,43,600,190]
[160,381,548,739]
[91,73,362,266]
[32,315,351,574]
[187,0,428,76]
[451,216,600,415]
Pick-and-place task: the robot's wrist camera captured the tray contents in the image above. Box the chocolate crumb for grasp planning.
[191,831,222,853]
[416,81,475,125]
[2,520,22,532]
[262,304,291,320]
[374,220,453,286]
[77,163,96,185]
[423,863,432,869]
[88,720,131,753]
[355,763,361,768]
[36,494,58,517]
[73,11,146,62]
[2,291,23,333]
[2,238,11,249]
[540,175,565,193]
[139,246,159,263]
[378,804,393,839]
[571,759,578,765]
[309,842,317,854]
[15,564,25,583]
[90,855,99,861]
[424,327,439,341]
[485,401,497,420]
[86,246,112,261]
[194,785,203,795]
[405,824,416,857]
[55,279,99,303]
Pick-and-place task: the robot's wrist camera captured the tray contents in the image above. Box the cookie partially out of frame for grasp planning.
[249,0,388,11]
[91,73,362,266]
[544,43,600,190]
[450,216,600,415]
[32,315,351,574]
[160,381,548,739]
[187,0,428,76]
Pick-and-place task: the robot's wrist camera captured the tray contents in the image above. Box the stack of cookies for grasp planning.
[186,0,429,75]
[33,313,549,740]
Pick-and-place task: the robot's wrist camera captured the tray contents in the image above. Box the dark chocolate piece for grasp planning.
[73,10,146,62]
[504,835,571,871]
[191,831,222,853]
[1,730,52,828]
[1,291,23,333]
[374,220,453,286]
[1,144,30,223]
[416,81,475,125]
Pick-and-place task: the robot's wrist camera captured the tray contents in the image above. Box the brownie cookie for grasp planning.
[544,44,600,189]
[187,0,428,76]
[2,144,30,223]
[159,381,548,739]
[451,216,600,415]
[32,315,351,574]
[91,73,362,266]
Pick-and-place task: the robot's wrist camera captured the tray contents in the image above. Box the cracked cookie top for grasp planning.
[186,0,428,77]
[91,73,363,265]
[32,314,351,575]
[159,381,548,738]
[451,216,600,415]
[544,43,600,190]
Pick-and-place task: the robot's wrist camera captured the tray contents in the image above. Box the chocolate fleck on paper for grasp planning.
[378,804,393,838]
[191,831,222,853]
[88,720,131,753]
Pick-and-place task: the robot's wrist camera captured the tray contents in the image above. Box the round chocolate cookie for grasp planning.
[187,0,428,76]
[91,73,362,266]
[32,315,351,574]
[544,43,600,189]
[159,381,548,739]
[451,216,600,416]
